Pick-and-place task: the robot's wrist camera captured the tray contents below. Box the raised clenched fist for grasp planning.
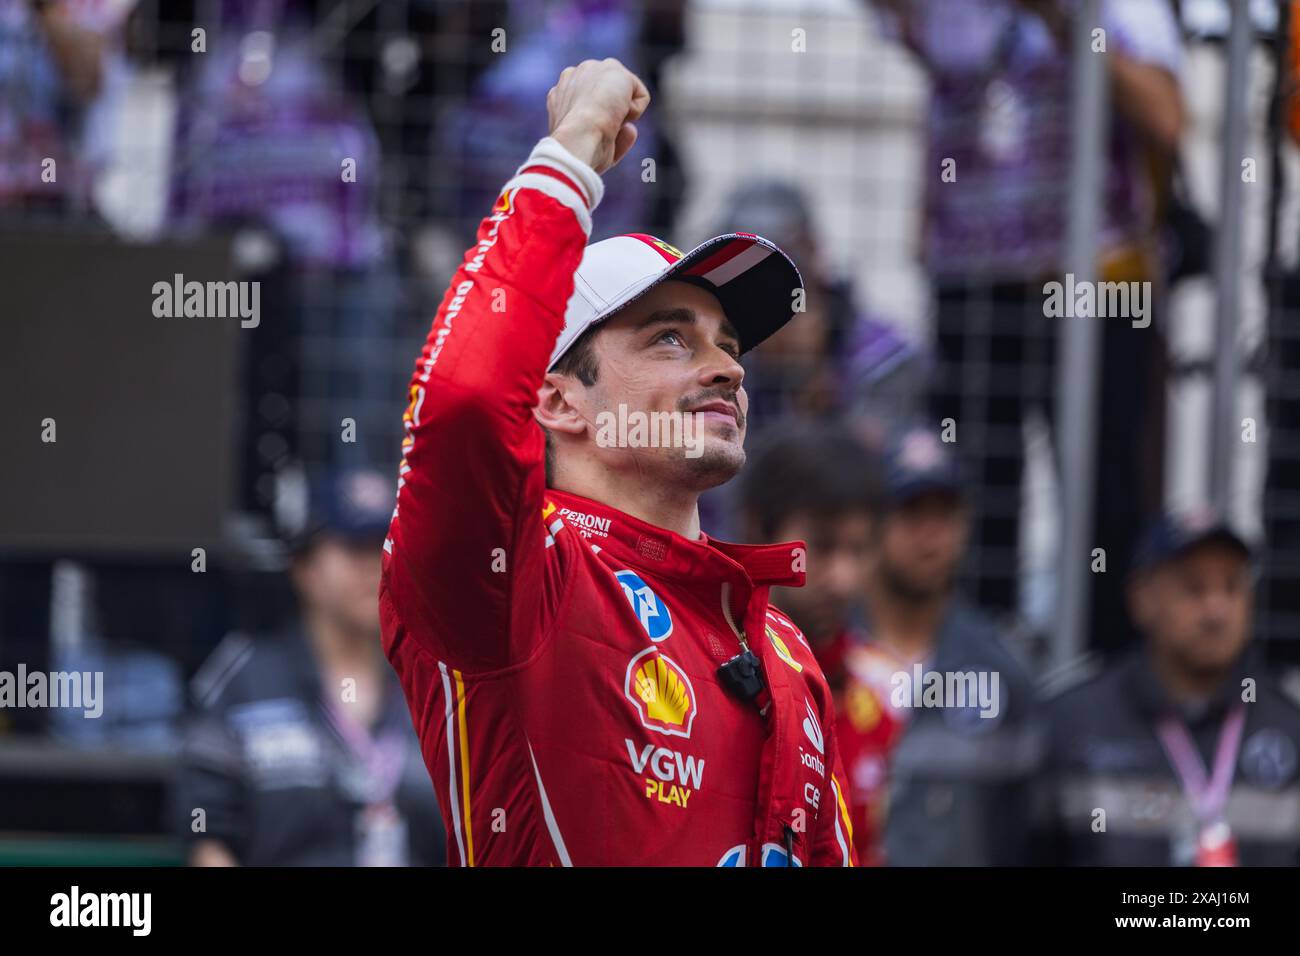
[547,59,651,175]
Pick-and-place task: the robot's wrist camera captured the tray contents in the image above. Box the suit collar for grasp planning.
[545,489,805,589]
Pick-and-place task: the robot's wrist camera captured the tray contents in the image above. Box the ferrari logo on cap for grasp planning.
[649,238,683,260]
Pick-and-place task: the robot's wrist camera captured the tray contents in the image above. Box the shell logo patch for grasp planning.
[624,647,697,738]
[766,624,803,673]
[492,190,512,214]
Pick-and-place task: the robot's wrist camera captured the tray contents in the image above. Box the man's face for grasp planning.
[551,280,749,490]
[876,491,967,601]
[769,510,875,644]
[1132,543,1254,676]
[292,535,384,637]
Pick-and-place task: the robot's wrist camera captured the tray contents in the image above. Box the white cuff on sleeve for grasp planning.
[514,136,605,212]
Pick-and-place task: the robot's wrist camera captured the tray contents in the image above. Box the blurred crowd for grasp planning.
[743,421,1299,866]
[3,0,1300,866]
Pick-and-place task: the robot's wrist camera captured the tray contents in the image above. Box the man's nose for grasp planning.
[1201,589,1235,622]
[698,346,744,388]
[826,553,864,596]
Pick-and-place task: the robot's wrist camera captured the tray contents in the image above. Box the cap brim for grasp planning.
[290,523,390,554]
[1134,526,1254,574]
[887,478,963,506]
[1176,527,1252,561]
[553,233,803,368]
[663,234,804,354]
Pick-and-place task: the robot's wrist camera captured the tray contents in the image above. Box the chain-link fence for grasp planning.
[2,0,1298,862]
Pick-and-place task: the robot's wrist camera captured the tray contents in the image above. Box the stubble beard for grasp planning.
[668,438,745,492]
[880,559,951,606]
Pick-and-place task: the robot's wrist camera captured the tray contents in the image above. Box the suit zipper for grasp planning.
[719,581,749,652]
[723,580,789,866]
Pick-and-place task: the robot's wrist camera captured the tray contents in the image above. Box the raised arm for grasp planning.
[381,60,650,674]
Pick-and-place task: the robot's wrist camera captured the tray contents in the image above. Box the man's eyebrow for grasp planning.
[635,308,741,344]
[634,308,696,331]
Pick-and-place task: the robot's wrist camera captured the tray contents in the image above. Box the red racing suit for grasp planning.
[380,139,857,866]
[822,632,914,866]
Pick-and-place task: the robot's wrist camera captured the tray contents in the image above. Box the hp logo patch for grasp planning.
[716,845,746,867]
[615,570,673,641]
[760,844,802,867]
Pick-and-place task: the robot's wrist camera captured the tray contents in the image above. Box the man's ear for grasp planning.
[534,372,588,437]
[288,552,315,603]
[1128,574,1153,631]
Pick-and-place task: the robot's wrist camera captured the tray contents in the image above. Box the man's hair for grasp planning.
[738,423,884,540]
[543,324,602,485]
[551,324,601,386]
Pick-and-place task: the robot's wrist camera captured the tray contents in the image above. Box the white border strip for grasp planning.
[703,242,772,286]
[527,739,573,866]
[831,778,851,867]
[438,661,467,866]
[504,172,593,236]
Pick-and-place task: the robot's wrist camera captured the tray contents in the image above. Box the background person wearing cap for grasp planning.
[712,179,928,443]
[174,469,445,866]
[837,423,1042,865]
[380,58,857,865]
[1039,508,1300,866]
[737,423,884,697]
[698,179,928,539]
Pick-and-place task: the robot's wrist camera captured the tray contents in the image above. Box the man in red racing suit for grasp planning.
[380,59,856,866]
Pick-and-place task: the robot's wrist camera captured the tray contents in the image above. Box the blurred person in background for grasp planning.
[865,0,1185,650]
[162,0,386,272]
[715,180,928,440]
[1041,508,1300,866]
[437,0,685,244]
[174,469,444,866]
[157,0,401,474]
[0,0,133,219]
[843,423,1041,865]
[703,180,927,537]
[736,423,884,700]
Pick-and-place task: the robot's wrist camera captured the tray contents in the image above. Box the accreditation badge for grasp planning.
[356,803,409,867]
[1194,820,1238,868]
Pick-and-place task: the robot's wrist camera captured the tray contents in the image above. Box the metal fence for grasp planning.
[2,0,1298,839]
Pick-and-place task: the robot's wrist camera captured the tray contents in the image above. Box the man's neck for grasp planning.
[552,465,703,540]
[306,612,380,677]
[865,577,948,659]
[1148,647,1234,708]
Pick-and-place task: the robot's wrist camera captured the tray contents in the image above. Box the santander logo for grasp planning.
[802,698,824,755]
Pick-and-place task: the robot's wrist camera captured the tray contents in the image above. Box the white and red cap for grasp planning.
[551,230,806,369]
[506,137,805,370]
